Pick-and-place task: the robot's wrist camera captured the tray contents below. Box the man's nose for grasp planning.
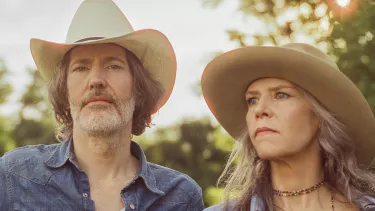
[88,67,107,90]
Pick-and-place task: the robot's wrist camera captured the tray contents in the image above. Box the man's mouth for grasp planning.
[84,96,113,106]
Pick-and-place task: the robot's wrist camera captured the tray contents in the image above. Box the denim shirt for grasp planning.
[0,139,204,211]
[204,194,375,211]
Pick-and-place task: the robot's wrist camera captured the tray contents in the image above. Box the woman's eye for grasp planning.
[275,92,289,99]
[246,97,258,105]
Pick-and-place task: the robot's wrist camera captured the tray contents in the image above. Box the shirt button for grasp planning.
[83,193,88,197]
[129,203,135,210]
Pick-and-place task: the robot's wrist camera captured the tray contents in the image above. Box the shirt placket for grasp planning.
[76,169,95,211]
[121,180,139,211]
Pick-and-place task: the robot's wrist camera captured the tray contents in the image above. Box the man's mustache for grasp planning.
[80,89,116,108]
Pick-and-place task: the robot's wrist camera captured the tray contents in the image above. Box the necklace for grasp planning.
[273,181,325,196]
[331,191,335,211]
[273,181,335,210]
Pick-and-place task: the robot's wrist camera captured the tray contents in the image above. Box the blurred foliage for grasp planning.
[327,0,375,110]
[0,60,12,104]
[0,0,375,208]
[0,65,57,154]
[203,0,375,112]
[14,68,57,146]
[0,60,14,156]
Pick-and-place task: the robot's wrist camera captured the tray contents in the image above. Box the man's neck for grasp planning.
[72,128,139,184]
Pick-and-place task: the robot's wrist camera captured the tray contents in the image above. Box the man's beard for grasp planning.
[69,89,135,136]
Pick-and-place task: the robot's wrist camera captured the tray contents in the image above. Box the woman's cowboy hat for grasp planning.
[201,43,375,167]
[30,0,176,113]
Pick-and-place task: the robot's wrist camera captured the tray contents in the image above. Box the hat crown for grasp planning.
[66,0,134,43]
[282,43,339,70]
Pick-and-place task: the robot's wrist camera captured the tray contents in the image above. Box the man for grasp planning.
[0,0,204,210]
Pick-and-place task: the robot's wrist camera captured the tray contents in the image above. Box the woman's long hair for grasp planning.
[218,85,375,211]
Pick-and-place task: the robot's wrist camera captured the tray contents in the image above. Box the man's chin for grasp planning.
[78,114,121,132]
[80,122,119,136]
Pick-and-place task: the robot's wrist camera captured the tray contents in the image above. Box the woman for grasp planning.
[201,43,375,211]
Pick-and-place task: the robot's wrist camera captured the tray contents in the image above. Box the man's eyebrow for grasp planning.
[103,56,127,65]
[70,58,92,66]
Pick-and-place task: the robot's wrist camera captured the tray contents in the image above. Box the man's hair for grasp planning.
[48,45,164,141]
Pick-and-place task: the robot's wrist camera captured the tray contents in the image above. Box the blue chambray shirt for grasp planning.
[0,139,204,211]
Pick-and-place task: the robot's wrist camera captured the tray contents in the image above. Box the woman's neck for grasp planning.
[270,140,329,210]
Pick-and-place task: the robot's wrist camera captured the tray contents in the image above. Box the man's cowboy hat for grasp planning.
[201,43,375,167]
[30,0,176,113]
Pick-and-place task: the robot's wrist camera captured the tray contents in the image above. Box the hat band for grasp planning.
[75,37,105,43]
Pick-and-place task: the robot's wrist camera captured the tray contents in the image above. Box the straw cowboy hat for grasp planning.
[201,43,375,167]
[30,0,176,113]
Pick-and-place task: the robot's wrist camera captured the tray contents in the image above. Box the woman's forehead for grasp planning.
[247,78,295,91]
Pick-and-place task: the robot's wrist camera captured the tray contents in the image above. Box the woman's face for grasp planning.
[245,78,320,160]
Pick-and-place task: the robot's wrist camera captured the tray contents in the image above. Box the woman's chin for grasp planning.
[256,150,292,161]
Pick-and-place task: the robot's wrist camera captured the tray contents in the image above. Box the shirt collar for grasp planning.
[250,195,265,211]
[131,140,164,195]
[44,138,164,195]
[43,138,71,168]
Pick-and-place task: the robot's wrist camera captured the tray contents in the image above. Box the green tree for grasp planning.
[204,0,375,112]
[0,59,14,155]
[0,59,12,104]
[12,68,56,147]
[203,0,333,46]
[327,1,375,110]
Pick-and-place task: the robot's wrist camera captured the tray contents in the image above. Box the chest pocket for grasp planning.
[7,170,82,211]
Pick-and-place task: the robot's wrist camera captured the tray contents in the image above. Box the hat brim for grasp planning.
[30,29,176,113]
[201,46,375,167]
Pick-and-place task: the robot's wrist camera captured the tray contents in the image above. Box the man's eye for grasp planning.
[107,65,122,70]
[73,66,88,72]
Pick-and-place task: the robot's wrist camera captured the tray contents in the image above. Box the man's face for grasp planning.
[67,43,135,136]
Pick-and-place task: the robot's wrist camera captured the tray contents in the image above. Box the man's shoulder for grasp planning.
[203,202,226,211]
[1,143,61,184]
[148,162,202,196]
[2,143,59,163]
[203,200,236,211]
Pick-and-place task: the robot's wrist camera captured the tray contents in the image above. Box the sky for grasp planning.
[0,0,260,133]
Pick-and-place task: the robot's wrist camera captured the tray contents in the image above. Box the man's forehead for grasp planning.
[69,43,127,60]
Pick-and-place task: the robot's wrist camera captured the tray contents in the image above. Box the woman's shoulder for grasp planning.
[356,195,375,210]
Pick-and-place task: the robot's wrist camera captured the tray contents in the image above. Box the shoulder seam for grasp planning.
[148,162,203,190]
[187,193,204,210]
